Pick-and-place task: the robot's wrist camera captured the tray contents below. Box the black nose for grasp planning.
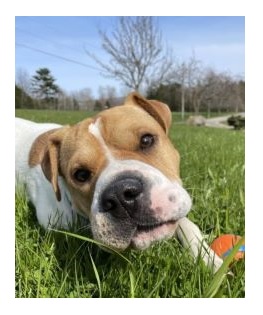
[100,177,143,218]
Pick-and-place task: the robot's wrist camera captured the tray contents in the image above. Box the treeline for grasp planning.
[15,68,122,111]
[15,67,244,114]
[147,69,245,114]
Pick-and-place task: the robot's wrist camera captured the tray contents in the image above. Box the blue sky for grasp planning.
[15,16,245,97]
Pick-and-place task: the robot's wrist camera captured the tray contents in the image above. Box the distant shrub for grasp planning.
[227,115,245,130]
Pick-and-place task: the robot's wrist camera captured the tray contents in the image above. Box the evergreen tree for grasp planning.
[31,68,60,108]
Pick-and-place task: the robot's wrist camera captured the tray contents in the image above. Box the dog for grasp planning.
[15,92,223,271]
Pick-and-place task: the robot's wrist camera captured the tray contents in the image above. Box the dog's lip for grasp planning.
[135,219,177,233]
[129,219,178,249]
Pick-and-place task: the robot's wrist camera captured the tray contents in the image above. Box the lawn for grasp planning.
[15,109,245,298]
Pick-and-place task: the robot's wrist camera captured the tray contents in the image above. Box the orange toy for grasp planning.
[211,234,245,260]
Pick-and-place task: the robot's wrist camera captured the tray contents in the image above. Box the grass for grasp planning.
[15,109,245,298]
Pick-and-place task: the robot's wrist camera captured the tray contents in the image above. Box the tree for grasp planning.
[146,82,181,111]
[16,68,32,108]
[146,63,245,115]
[164,54,203,118]
[31,68,60,108]
[16,68,31,94]
[89,16,172,92]
[98,85,118,108]
[15,84,35,109]
[233,78,245,113]
[74,88,94,110]
[173,61,188,119]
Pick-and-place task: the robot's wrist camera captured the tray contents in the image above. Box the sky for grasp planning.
[15,16,245,97]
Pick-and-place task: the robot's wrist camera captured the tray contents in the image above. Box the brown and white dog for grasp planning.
[15,92,223,271]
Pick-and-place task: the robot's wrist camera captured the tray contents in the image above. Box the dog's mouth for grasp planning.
[130,219,178,249]
[136,219,177,232]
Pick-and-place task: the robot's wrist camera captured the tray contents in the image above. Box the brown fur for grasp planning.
[29,128,59,167]
[28,92,181,215]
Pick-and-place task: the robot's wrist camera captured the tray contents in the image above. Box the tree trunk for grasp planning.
[181,87,185,120]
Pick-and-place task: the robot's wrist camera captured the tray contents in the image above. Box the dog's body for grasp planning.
[15,93,223,271]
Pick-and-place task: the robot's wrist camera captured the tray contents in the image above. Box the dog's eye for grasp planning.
[140,134,155,149]
[73,169,91,183]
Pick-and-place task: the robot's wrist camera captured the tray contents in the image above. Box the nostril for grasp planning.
[100,176,143,216]
[123,187,141,200]
[102,198,117,212]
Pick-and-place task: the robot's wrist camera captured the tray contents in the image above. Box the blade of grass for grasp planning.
[203,236,245,298]
[147,275,166,298]
[129,270,135,298]
[51,229,132,265]
[89,251,102,298]
[56,273,69,298]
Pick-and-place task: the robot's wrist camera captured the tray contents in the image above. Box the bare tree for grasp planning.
[16,68,32,107]
[88,16,172,92]
[186,54,203,111]
[173,61,188,119]
[105,86,117,106]
[57,89,77,110]
[168,54,202,118]
[98,85,118,108]
[16,68,31,94]
[148,60,245,115]
[200,69,235,115]
[75,88,94,111]
[233,76,245,113]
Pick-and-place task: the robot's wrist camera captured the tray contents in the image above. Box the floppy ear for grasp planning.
[41,127,69,201]
[124,92,172,134]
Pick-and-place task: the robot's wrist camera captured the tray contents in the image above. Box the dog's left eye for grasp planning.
[140,134,155,149]
[73,169,92,183]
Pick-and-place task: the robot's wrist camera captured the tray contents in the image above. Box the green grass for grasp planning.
[15,110,245,298]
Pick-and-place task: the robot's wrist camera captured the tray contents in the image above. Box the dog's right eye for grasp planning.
[73,169,92,183]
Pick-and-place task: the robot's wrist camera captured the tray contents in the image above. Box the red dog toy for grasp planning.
[211,234,245,260]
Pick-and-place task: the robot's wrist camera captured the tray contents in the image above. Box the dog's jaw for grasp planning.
[89,159,192,250]
[131,220,179,250]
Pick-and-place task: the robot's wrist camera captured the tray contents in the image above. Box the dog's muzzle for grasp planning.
[90,160,192,250]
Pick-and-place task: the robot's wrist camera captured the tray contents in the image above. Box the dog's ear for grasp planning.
[41,127,69,201]
[124,92,172,134]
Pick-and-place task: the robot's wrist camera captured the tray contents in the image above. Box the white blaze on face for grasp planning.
[89,118,114,161]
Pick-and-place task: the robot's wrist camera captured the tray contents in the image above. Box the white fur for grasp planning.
[15,118,76,228]
[91,159,192,220]
[16,117,223,272]
[88,116,223,272]
[89,119,192,219]
[89,118,114,161]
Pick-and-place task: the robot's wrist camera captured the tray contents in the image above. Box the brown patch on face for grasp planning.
[28,119,108,215]
[98,105,181,182]
[56,119,108,216]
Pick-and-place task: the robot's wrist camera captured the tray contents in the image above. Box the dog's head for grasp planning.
[37,93,192,250]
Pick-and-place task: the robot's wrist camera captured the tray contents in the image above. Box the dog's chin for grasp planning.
[130,220,178,250]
